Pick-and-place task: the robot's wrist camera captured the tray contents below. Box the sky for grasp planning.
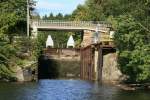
[35,0,86,16]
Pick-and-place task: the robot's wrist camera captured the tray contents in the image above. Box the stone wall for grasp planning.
[81,30,93,47]
[14,66,36,82]
[102,53,122,83]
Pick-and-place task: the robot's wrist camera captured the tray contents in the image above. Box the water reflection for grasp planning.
[0,80,150,100]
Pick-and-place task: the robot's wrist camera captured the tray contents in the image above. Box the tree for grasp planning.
[47,13,54,20]
[0,0,36,80]
[42,15,48,20]
[85,0,106,21]
[55,13,63,20]
[71,5,90,21]
[0,0,27,37]
[114,15,150,83]
[64,14,71,20]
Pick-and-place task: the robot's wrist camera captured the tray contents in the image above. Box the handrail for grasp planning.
[30,20,111,29]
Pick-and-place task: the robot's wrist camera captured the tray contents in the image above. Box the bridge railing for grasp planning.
[30,20,111,29]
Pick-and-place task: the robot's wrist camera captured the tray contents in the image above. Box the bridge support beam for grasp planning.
[97,46,103,82]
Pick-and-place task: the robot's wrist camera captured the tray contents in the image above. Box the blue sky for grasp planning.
[35,0,86,16]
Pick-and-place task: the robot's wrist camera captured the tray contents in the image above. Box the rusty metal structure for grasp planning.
[80,44,116,81]
[80,45,95,80]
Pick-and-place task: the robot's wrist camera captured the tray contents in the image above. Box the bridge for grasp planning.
[30,20,114,46]
[30,20,111,31]
[32,20,117,82]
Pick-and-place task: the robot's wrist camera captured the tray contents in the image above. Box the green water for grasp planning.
[0,80,150,100]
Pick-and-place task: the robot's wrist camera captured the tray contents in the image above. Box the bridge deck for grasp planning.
[30,20,111,31]
[30,20,114,43]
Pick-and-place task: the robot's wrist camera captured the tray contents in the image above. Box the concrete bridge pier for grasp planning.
[31,23,38,37]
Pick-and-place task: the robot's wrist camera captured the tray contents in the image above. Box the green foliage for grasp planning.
[0,0,36,80]
[0,0,27,36]
[0,41,17,80]
[71,5,90,21]
[0,64,16,81]
[0,36,36,80]
[55,13,63,20]
[42,13,72,20]
[0,0,25,80]
[114,15,150,83]
[34,32,47,58]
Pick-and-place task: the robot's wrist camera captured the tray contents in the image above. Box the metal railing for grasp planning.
[30,20,111,29]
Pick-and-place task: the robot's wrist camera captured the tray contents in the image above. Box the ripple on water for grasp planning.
[0,79,150,100]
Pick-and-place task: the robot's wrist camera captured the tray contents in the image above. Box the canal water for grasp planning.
[0,79,150,100]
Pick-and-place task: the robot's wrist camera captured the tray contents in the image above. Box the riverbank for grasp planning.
[101,80,150,91]
[116,83,150,91]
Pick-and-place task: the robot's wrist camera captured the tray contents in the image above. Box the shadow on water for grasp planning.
[38,55,59,79]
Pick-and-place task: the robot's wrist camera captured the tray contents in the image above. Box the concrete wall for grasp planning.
[38,54,80,79]
[44,48,80,60]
